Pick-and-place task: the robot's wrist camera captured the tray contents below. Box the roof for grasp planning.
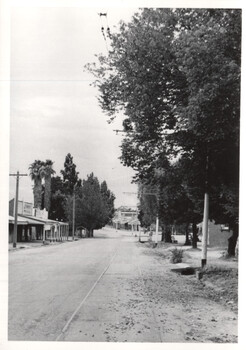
[112,217,140,225]
[19,214,68,226]
[128,218,140,225]
[116,206,137,213]
[18,215,46,225]
[9,215,28,225]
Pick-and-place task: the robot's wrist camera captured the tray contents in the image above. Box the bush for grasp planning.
[170,248,183,263]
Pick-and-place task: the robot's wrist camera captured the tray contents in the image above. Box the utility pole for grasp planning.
[201,153,209,268]
[72,183,77,241]
[9,171,28,248]
[154,214,159,247]
[201,192,209,267]
[138,191,160,247]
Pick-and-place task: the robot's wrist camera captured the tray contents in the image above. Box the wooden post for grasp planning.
[72,191,75,241]
[201,151,209,268]
[154,215,159,246]
[13,171,20,248]
[42,226,45,244]
[201,192,209,267]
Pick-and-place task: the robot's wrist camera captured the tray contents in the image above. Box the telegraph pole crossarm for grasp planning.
[9,171,28,248]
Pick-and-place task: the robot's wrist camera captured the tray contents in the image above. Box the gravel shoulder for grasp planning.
[135,241,238,343]
[61,235,238,343]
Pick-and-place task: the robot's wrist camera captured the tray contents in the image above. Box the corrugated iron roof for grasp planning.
[19,215,68,226]
[9,215,28,225]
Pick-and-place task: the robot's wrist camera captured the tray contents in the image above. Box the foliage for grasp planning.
[66,173,115,237]
[137,183,158,228]
[100,180,116,225]
[29,160,43,209]
[87,8,241,254]
[61,153,81,195]
[49,176,67,220]
[43,160,55,212]
[170,248,183,264]
[29,159,55,211]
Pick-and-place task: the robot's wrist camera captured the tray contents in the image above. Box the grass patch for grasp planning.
[203,265,237,276]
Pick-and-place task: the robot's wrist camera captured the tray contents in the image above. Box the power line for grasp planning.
[98,12,112,52]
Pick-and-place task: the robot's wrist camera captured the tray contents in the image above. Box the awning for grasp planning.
[9,215,28,225]
[17,215,45,226]
[19,214,68,226]
[25,217,45,225]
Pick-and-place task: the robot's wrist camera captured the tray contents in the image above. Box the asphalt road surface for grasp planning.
[9,227,238,342]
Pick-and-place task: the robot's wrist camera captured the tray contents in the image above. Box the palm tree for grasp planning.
[43,159,55,212]
[29,159,55,212]
[29,160,45,209]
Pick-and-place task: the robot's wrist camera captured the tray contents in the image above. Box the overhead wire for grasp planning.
[98,12,111,52]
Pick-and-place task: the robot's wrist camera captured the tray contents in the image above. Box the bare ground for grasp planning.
[63,236,238,343]
[130,240,238,343]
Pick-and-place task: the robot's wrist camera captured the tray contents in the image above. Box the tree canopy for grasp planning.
[87,8,241,254]
[29,159,55,212]
[69,173,115,237]
[61,153,81,195]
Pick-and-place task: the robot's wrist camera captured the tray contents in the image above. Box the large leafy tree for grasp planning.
[100,180,116,226]
[138,158,203,245]
[87,8,186,180]
[49,155,82,223]
[174,9,240,254]
[49,176,67,221]
[68,173,115,237]
[87,8,241,255]
[61,153,81,195]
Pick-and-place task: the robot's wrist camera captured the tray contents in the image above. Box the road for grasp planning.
[9,228,157,342]
[9,227,238,342]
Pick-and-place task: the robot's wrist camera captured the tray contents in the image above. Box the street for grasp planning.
[9,227,238,342]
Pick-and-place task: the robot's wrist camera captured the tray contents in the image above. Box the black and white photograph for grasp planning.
[0,0,244,347]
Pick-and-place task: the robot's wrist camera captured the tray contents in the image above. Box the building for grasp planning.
[9,199,69,243]
[76,226,86,238]
[198,220,232,248]
[112,206,140,231]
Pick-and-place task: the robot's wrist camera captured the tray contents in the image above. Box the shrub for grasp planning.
[170,248,183,263]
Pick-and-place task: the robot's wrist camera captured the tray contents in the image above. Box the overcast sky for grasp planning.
[10,5,139,208]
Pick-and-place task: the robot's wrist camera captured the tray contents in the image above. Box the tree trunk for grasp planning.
[161,227,165,242]
[33,178,42,209]
[184,223,191,246]
[163,225,172,243]
[44,175,51,212]
[88,229,94,238]
[228,223,238,256]
[192,222,198,248]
